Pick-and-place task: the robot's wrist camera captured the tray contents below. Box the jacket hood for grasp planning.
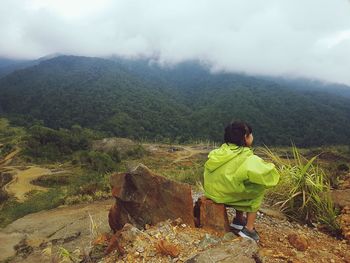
[205,143,251,172]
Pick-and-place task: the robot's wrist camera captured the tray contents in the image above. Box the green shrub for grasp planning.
[23,125,91,161]
[64,191,110,205]
[67,170,111,196]
[64,172,111,206]
[74,150,117,173]
[263,145,341,235]
[109,147,121,162]
[125,144,146,159]
[0,118,26,144]
[64,194,94,205]
[31,174,71,187]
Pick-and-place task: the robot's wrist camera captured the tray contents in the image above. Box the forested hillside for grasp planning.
[0,55,349,146]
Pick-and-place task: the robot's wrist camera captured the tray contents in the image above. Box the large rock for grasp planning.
[331,189,350,208]
[339,206,350,241]
[331,189,350,241]
[108,164,194,231]
[287,233,309,251]
[185,238,259,263]
[0,200,112,263]
[193,196,230,234]
[0,232,26,261]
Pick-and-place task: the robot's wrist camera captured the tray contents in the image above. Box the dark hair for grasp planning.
[224,121,252,146]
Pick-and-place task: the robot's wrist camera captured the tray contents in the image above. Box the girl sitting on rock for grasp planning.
[203,121,280,242]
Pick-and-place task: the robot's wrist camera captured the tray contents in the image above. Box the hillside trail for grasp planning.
[0,147,21,166]
[172,145,209,164]
[142,143,211,164]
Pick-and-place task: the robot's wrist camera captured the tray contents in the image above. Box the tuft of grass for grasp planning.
[57,246,81,263]
[262,144,341,235]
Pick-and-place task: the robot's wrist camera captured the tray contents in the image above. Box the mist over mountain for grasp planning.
[0,55,349,146]
[0,58,38,78]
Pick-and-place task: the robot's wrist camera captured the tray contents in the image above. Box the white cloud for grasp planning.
[316,30,350,49]
[0,0,350,85]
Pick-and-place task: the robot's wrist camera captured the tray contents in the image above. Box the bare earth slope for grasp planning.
[4,166,50,202]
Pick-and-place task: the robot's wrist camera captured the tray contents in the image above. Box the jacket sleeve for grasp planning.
[245,155,280,187]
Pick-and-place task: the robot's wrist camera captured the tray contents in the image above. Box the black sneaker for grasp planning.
[238,227,260,242]
[229,217,247,230]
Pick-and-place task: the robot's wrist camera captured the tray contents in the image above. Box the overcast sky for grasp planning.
[1,0,350,85]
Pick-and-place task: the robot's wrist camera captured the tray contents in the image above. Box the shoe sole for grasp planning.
[238,231,259,242]
[229,223,244,230]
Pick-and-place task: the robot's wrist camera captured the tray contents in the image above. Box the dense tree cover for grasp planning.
[0,55,350,146]
[23,125,92,161]
[0,58,39,78]
[0,56,192,142]
[22,124,120,173]
[21,123,145,172]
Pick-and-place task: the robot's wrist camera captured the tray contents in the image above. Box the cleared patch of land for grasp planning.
[3,166,52,202]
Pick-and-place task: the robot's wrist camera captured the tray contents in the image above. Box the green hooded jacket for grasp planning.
[204,143,280,212]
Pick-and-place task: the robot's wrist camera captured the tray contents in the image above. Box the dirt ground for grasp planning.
[1,142,349,262]
[137,143,350,262]
[0,149,69,202]
[3,166,51,202]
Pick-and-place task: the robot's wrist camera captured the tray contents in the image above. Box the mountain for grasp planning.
[0,54,64,78]
[262,76,350,99]
[0,56,192,141]
[0,58,36,78]
[0,55,349,146]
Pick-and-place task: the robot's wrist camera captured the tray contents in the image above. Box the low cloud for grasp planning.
[1,0,350,85]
